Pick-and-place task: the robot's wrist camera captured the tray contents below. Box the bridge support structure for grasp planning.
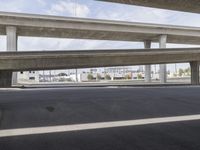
[159,35,167,83]
[144,40,151,83]
[190,61,199,85]
[0,26,18,87]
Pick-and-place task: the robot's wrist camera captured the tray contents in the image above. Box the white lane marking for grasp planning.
[0,88,21,91]
[1,114,200,138]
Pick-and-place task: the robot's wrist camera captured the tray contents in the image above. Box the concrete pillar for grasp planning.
[144,40,151,82]
[190,61,199,85]
[159,35,167,83]
[0,71,12,87]
[6,26,18,86]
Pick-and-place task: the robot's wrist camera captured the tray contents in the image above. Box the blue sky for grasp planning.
[1,0,200,72]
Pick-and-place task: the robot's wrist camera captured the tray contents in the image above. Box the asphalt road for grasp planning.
[0,86,200,149]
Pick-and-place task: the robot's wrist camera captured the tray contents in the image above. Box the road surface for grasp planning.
[0,86,200,150]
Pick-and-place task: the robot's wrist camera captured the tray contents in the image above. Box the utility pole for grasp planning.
[49,70,52,82]
[43,70,45,82]
[74,0,78,83]
[175,64,177,75]
[75,69,78,82]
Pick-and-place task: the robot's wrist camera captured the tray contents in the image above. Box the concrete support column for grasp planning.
[159,35,167,83]
[144,40,151,82]
[6,26,18,86]
[0,71,12,87]
[190,61,199,85]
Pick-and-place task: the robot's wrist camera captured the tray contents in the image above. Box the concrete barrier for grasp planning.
[0,48,200,71]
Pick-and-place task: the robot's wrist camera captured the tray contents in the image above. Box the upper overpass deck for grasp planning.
[98,0,200,14]
[0,11,200,45]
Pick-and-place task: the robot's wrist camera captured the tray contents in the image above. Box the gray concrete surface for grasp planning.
[1,11,200,44]
[6,26,17,86]
[1,48,200,71]
[190,61,200,85]
[1,86,200,149]
[159,35,167,83]
[144,40,151,83]
[0,71,12,88]
[98,0,200,14]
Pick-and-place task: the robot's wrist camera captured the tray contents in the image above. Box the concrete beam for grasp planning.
[190,61,199,85]
[159,35,167,83]
[0,48,200,71]
[0,12,200,45]
[144,40,151,82]
[6,26,18,86]
[98,0,200,14]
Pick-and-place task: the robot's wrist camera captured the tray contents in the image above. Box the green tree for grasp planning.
[87,74,93,81]
[105,74,111,80]
[178,68,184,76]
[96,73,101,80]
[137,73,143,79]
[58,73,67,76]
[125,74,131,80]
[173,73,177,77]
[184,67,190,75]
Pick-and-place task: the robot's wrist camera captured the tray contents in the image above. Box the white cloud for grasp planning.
[37,0,46,7]
[94,3,200,27]
[0,0,25,12]
[95,5,172,24]
[18,37,142,51]
[47,0,90,17]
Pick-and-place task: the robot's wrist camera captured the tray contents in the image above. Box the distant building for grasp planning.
[104,67,131,74]
[90,68,98,73]
[18,71,39,83]
[70,73,104,82]
[137,66,144,72]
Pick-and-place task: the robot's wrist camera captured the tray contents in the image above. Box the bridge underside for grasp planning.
[98,0,199,13]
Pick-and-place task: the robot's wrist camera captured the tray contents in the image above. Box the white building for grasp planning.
[104,66,131,74]
[18,71,39,83]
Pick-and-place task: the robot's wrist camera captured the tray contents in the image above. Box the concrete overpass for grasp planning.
[1,12,200,86]
[0,48,200,87]
[98,0,200,14]
[1,12,200,44]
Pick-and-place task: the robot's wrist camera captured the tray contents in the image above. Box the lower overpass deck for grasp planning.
[0,47,200,87]
[0,48,200,71]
